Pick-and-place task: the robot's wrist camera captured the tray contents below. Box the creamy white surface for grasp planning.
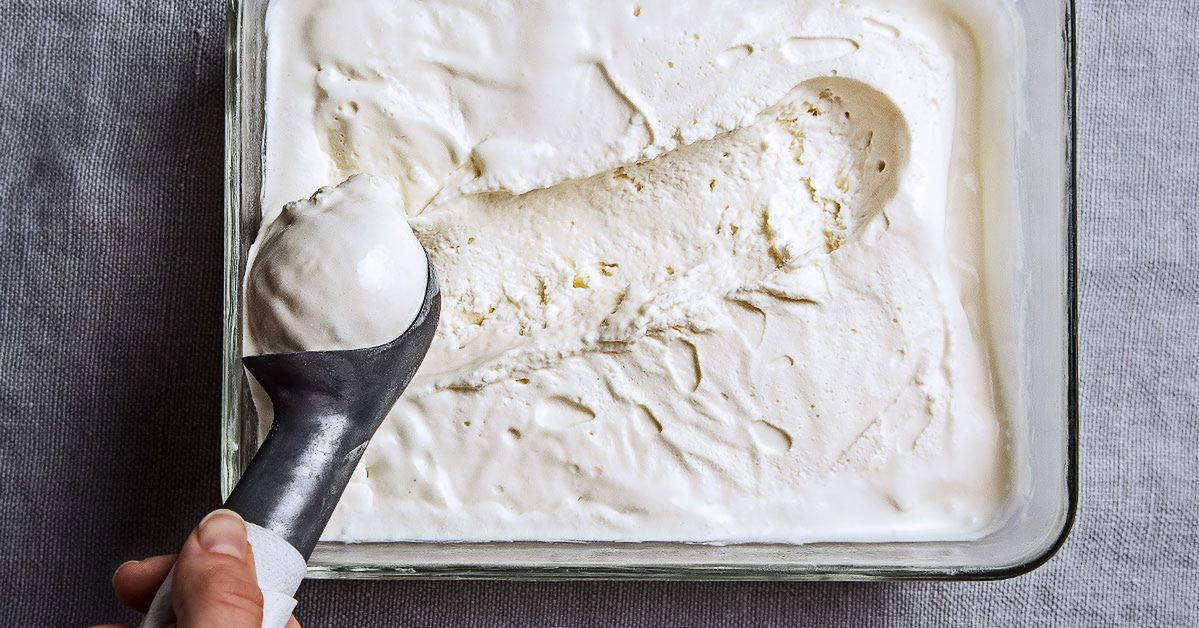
[247,174,427,354]
[256,0,1011,543]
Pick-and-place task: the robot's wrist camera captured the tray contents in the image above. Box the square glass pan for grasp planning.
[221,0,1077,580]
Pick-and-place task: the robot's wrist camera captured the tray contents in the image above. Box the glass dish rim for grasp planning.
[220,0,1079,581]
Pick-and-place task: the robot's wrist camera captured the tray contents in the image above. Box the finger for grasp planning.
[171,509,264,628]
[287,615,302,628]
[112,554,177,612]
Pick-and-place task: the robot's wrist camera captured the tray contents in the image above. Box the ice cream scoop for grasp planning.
[143,175,440,628]
[247,173,430,355]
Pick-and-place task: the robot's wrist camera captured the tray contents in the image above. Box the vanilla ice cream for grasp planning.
[252,0,1014,543]
[246,174,428,354]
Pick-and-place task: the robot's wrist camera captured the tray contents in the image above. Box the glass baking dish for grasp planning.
[221,0,1077,580]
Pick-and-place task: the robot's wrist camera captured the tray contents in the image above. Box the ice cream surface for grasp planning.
[254,0,1014,542]
[246,174,428,354]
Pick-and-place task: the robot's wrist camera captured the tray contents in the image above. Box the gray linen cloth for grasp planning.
[0,0,1195,624]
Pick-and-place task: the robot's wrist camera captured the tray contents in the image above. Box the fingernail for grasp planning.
[196,509,248,559]
[112,560,140,585]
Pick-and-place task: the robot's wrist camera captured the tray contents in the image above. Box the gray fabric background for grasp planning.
[0,0,1195,624]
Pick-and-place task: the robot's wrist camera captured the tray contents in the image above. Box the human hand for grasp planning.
[94,509,300,628]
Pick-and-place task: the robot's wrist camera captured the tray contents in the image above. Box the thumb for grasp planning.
[171,509,264,628]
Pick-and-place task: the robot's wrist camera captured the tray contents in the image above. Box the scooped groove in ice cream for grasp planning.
[256,0,1016,543]
[246,174,428,355]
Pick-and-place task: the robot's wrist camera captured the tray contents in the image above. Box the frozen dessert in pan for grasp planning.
[249,0,1011,543]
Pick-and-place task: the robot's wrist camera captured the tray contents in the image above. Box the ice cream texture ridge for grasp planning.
[251,0,1014,543]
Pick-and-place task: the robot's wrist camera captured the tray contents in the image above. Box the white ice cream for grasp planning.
[246,174,427,354]
[255,0,1015,543]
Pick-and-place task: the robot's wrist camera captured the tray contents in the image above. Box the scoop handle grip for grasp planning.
[224,395,377,559]
[141,523,305,628]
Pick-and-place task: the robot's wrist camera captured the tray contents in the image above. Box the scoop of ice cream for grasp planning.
[247,174,428,354]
